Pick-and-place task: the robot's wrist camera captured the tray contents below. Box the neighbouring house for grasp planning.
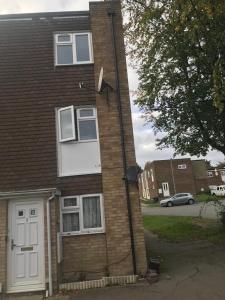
[139,158,225,200]
[0,1,147,295]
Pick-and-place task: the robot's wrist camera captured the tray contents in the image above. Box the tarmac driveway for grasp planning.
[142,200,225,219]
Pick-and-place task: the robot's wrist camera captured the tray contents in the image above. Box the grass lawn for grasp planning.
[143,215,225,245]
[195,193,219,203]
[141,199,160,207]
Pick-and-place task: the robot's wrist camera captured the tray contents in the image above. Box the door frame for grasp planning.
[162,182,170,197]
[7,197,45,293]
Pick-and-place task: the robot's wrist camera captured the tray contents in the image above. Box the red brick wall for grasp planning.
[143,159,196,199]
[90,0,147,276]
[0,1,147,288]
[0,14,101,192]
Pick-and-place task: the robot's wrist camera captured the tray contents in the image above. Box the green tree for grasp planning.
[205,160,214,169]
[124,0,225,156]
[215,161,225,169]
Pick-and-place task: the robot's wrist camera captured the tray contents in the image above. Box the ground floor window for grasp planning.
[60,194,104,235]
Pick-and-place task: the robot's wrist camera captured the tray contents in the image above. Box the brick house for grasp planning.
[0,0,147,295]
[139,158,224,200]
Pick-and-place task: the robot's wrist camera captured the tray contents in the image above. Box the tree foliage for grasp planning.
[124,0,225,156]
[215,161,225,169]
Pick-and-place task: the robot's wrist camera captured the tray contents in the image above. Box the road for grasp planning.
[142,200,225,219]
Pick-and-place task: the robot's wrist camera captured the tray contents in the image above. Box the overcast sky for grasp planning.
[1,0,224,167]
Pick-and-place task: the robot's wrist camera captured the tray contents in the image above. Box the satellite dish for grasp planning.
[98,67,104,93]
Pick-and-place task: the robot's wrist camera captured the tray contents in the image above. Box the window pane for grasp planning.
[75,34,90,62]
[79,120,97,140]
[58,34,71,42]
[83,196,101,229]
[63,213,79,232]
[60,108,74,140]
[64,198,77,207]
[57,45,73,64]
[79,109,94,118]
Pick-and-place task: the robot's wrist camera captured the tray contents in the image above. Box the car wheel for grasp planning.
[188,199,194,205]
[167,201,173,207]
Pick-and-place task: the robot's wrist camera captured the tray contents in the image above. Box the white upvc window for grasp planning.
[57,106,98,143]
[60,194,104,235]
[58,106,76,142]
[220,170,225,177]
[208,171,213,177]
[150,169,154,182]
[77,108,97,141]
[55,32,93,65]
[178,164,187,170]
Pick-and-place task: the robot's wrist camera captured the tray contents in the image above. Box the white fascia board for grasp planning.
[0,188,57,199]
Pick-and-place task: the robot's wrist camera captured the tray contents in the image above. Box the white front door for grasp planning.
[8,199,45,293]
[162,182,170,197]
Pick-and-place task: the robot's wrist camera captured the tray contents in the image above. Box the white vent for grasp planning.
[60,275,138,291]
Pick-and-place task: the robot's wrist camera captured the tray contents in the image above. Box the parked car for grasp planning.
[160,193,195,207]
[210,185,225,196]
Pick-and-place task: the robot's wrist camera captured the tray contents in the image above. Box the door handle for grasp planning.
[11,239,17,250]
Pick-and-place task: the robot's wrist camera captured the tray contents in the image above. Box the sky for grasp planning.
[0,0,224,167]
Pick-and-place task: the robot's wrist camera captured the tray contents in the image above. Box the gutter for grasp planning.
[107,4,137,274]
[0,188,56,198]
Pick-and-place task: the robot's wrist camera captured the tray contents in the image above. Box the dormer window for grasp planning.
[55,32,93,65]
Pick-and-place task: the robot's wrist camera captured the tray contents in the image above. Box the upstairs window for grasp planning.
[208,171,213,177]
[178,164,187,170]
[220,171,225,177]
[58,106,98,143]
[77,108,97,141]
[55,32,93,65]
[58,106,76,142]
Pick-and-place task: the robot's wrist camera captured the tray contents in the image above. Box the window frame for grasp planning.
[220,171,225,176]
[54,32,93,66]
[177,164,187,170]
[60,194,105,236]
[76,108,98,142]
[58,105,76,142]
[57,106,98,143]
[207,171,213,177]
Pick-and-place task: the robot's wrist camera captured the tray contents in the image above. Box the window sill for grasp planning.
[54,62,94,67]
[59,139,98,144]
[58,170,101,177]
[61,230,105,237]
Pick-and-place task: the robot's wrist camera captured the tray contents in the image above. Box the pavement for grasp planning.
[4,200,225,300]
[142,200,225,219]
[5,230,225,300]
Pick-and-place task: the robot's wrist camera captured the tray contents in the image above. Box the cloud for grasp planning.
[131,99,225,167]
[129,67,225,167]
[0,0,101,14]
